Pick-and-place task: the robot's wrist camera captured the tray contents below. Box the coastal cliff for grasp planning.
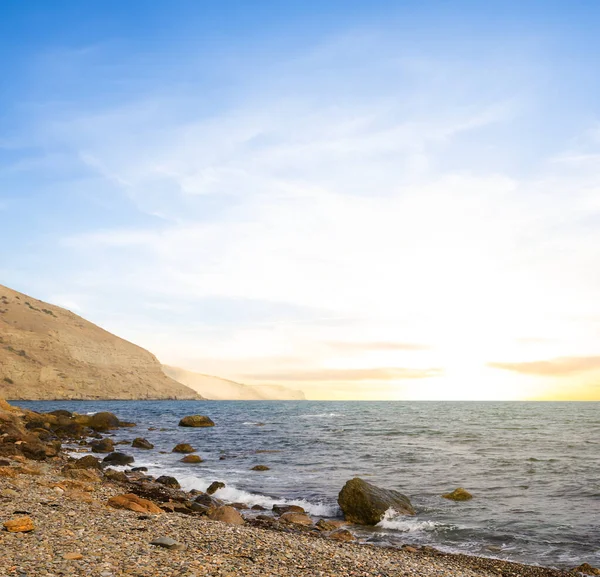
[0,284,200,400]
[162,365,306,400]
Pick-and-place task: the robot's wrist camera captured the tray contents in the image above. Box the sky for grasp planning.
[1,1,600,400]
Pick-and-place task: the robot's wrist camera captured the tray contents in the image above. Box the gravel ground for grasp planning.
[0,458,576,577]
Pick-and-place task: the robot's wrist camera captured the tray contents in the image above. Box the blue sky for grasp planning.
[2,1,600,399]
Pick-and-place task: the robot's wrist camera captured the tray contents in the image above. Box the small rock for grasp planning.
[156,475,181,489]
[251,465,270,471]
[178,415,215,427]
[104,468,129,483]
[442,487,473,501]
[316,519,346,531]
[132,438,154,450]
[3,516,35,533]
[206,481,225,495]
[328,528,356,542]
[180,455,202,463]
[107,494,163,514]
[63,552,84,560]
[102,452,134,466]
[172,443,195,453]
[90,438,114,453]
[150,536,186,550]
[207,505,245,525]
[273,504,305,515]
[280,512,313,526]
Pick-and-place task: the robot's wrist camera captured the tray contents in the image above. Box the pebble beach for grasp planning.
[0,455,578,577]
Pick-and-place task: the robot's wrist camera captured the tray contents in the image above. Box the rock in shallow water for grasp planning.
[156,475,181,489]
[180,454,202,463]
[251,465,270,471]
[172,443,195,453]
[102,452,134,466]
[132,437,154,450]
[442,487,473,501]
[178,415,215,427]
[206,481,225,494]
[338,477,415,525]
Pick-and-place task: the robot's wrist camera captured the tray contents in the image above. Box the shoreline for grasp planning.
[1,453,575,577]
[0,402,593,576]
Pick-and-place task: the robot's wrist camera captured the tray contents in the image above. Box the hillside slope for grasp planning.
[0,284,200,400]
[163,365,305,400]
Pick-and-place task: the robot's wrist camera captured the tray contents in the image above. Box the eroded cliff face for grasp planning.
[0,285,200,400]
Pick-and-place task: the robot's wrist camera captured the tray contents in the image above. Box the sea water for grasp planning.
[19,400,600,569]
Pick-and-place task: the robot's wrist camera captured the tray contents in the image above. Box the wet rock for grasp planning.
[132,437,154,450]
[82,412,121,432]
[442,487,473,501]
[132,467,148,472]
[156,475,181,489]
[251,504,266,511]
[328,528,356,542]
[172,443,195,453]
[107,493,163,514]
[206,481,225,495]
[129,481,189,503]
[231,502,249,510]
[251,465,270,471]
[90,438,115,453]
[316,519,346,531]
[273,504,305,515]
[208,505,245,525]
[280,512,313,526]
[0,459,10,466]
[150,536,186,550]
[3,516,35,532]
[178,415,215,427]
[180,455,202,463]
[194,493,224,508]
[102,452,134,466]
[338,477,415,525]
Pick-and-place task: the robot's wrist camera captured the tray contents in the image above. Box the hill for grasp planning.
[0,284,200,400]
[163,365,305,400]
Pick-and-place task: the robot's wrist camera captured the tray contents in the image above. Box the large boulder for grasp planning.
[83,412,121,432]
[338,477,415,525]
[178,415,215,428]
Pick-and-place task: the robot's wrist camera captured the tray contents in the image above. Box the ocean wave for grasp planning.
[377,509,442,533]
[300,413,341,419]
[176,474,338,516]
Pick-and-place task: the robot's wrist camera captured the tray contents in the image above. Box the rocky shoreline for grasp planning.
[1,400,596,577]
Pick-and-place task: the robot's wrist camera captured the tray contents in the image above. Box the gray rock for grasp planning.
[150,536,186,550]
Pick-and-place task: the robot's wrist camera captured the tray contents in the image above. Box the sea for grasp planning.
[18,400,600,570]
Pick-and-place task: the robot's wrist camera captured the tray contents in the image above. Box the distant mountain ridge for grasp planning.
[0,284,200,400]
[162,365,306,400]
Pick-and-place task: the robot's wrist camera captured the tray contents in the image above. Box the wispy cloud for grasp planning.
[244,367,443,382]
[488,356,600,376]
[326,341,430,352]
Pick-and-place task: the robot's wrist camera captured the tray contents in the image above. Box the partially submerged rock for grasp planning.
[102,452,134,466]
[180,455,202,463]
[338,477,415,525]
[251,465,270,471]
[206,481,225,495]
[178,415,215,427]
[90,438,114,453]
[172,443,195,453]
[442,488,473,501]
[156,475,181,489]
[132,437,154,450]
[273,504,305,515]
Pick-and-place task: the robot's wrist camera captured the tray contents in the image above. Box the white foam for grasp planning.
[300,413,341,419]
[377,508,441,533]
[174,473,338,516]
